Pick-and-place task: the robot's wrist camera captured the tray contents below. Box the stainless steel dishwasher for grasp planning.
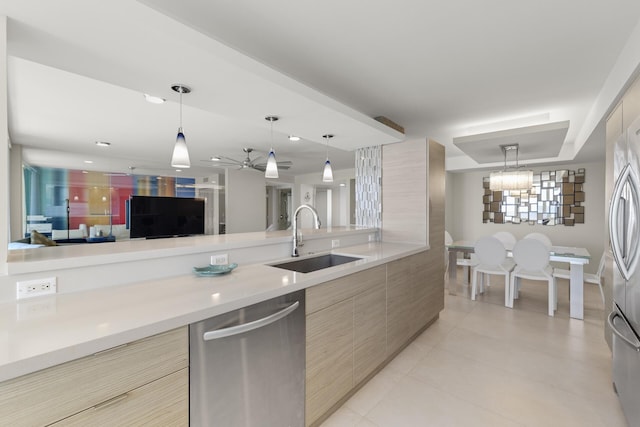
[190,290,305,427]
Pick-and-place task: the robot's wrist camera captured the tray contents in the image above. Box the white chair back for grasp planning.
[474,236,507,267]
[513,238,550,271]
[444,231,453,266]
[524,232,552,250]
[445,230,453,245]
[493,231,517,250]
[595,252,606,279]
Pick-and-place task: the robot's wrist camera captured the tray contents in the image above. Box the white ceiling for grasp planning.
[453,121,569,164]
[3,0,640,179]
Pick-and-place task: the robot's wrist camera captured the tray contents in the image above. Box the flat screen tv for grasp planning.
[129,195,205,239]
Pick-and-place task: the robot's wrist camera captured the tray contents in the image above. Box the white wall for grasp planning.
[1,17,8,274]
[332,184,349,226]
[225,168,267,233]
[446,160,605,273]
[294,168,354,229]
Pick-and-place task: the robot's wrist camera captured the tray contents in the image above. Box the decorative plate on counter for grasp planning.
[193,263,238,277]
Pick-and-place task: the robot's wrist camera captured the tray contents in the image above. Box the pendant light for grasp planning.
[489,144,533,191]
[322,134,334,183]
[171,84,191,168]
[265,116,279,179]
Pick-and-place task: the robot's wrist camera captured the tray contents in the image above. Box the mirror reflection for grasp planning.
[482,168,585,226]
[9,161,355,251]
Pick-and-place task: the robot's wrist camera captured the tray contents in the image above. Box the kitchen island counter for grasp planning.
[0,241,426,382]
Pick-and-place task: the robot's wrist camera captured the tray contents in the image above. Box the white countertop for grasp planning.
[0,241,425,382]
[6,226,374,275]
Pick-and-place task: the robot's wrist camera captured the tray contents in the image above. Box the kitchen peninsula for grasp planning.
[0,133,445,427]
[0,226,442,426]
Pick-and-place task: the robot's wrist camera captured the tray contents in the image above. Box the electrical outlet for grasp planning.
[16,277,57,300]
[210,253,229,265]
[332,239,340,248]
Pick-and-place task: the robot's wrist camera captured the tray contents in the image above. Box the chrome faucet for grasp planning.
[292,204,321,257]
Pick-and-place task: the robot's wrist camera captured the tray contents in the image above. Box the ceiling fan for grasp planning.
[202,148,292,172]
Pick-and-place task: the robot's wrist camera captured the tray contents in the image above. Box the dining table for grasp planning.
[446,240,591,320]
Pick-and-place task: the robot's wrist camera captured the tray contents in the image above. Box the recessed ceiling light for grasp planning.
[144,93,166,104]
[175,169,182,172]
[95,141,111,147]
[288,135,301,141]
[339,183,346,187]
[84,160,93,164]
[82,170,89,174]
[210,156,221,161]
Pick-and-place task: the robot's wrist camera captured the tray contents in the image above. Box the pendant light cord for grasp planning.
[179,90,183,131]
[325,136,329,160]
[270,118,274,150]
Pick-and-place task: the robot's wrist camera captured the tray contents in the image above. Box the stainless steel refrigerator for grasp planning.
[608,115,640,426]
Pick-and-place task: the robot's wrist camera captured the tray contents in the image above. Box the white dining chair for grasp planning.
[492,231,517,250]
[553,252,606,305]
[471,236,515,306]
[445,230,476,282]
[523,232,553,249]
[510,238,556,316]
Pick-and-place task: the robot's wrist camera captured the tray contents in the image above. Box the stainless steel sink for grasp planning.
[270,254,362,273]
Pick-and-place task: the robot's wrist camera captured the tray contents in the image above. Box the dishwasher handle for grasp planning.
[608,309,640,352]
[203,301,300,341]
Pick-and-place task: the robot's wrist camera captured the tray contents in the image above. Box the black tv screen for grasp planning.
[129,196,205,239]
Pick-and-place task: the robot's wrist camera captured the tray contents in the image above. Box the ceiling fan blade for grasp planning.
[200,158,242,166]
[255,161,292,170]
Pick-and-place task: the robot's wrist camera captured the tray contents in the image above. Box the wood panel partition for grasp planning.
[381,139,428,244]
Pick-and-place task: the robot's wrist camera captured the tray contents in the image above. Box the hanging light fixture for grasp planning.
[489,144,533,191]
[322,134,334,183]
[170,84,191,168]
[265,116,279,179]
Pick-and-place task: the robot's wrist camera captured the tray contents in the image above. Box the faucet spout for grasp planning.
[292,204,321,257]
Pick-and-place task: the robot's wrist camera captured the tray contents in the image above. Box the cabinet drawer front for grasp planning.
[354,281,387,384]
[52,368,188,427]
[0,327,188,427]
[306,299,354,426]
[306,265,385,314]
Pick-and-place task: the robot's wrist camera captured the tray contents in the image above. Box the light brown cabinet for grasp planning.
[306,298,354,426]
[0,327,188,427]
[622,77,640,128]
[52,368,188,426]
[305,265,387,426]
[354,279,387,384]
[305,255,441,427]
[386,255,415,355]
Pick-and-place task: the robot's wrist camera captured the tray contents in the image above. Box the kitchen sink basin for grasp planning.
[270,254,362,273]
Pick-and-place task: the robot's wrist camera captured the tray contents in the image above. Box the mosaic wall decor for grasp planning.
[482,168,585,226]
[355,146,382,228]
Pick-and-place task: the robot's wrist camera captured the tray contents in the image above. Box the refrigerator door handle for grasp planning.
[608,310,640,352]
[202,301,300,340]
[610,163,640,281]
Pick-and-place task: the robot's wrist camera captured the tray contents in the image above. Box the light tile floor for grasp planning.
[320,268,627,427]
